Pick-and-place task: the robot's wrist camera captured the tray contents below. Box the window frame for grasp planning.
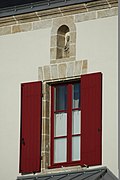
[50,80,82,168]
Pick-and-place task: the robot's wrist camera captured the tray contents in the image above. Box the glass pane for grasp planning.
[72,83,80,108]
[54,112,67,137]
[54,138,67,163]
[54,85,67,111]
[72,136,81,161]
[72,110,81,135]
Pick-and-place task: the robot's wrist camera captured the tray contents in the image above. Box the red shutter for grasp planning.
[19,81,42,174]
[81,72,102,166]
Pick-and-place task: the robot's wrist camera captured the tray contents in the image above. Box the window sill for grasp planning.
[48,161,85,169]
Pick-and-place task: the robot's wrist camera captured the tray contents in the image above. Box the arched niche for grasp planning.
[50,16,76,64]
[57,25,70,59]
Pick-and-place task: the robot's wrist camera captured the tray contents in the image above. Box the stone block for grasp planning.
[43,65,51,80]
[42,83,50,101]
[33,19,52,30]
[75,11,97,23]
[50,35,57,47]
[97,7,118,18]
[38,67,43,81]
[52,16,75,35]
[0,26,11,36]
[70,32,76,44]
[69,44,76,57]
[74,60,82,76]
[50,47,57,61]
[12,23,32,33]
[82,60,88,74]
[51,64,58,79]
[67,62,74,77]
[58,63,67,78]
[42,101,50,118]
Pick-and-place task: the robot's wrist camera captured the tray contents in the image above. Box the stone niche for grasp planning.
[50,16,76,64]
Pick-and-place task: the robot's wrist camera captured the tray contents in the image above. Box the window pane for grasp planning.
[72,110,81,135]
[54,138,67,163]
[72,136,81,161]
[54,113,67,137]
[72,83,80,108]
[55,85,67,111]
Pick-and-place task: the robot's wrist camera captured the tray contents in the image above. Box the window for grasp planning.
[50,73,102,168]
[19,72,102,174]
[51,81,81,166]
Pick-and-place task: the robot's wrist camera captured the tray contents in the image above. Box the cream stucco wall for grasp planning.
[0,28,51,180]
[0,14,118,180]
[76,16,118,176]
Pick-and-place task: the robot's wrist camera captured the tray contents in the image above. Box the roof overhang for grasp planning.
[0,0,97,18]
[17,167,119,180]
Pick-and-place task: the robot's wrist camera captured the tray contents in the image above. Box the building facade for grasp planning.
[0,0,118,180]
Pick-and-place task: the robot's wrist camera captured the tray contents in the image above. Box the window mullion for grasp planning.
[67,84,72,163]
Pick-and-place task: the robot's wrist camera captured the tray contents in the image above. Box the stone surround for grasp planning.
[38,60,88,82]
[38,59,88,171]
[0,0,118,36]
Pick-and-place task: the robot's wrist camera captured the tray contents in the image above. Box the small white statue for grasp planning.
[64,32,70,52]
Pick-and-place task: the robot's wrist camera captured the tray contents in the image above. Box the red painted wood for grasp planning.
[50,86,54,166]
[67,84,72,162]
[81,72,102,166]
[19,81,42,174]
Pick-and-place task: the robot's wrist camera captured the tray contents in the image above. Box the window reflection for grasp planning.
[72,83,80,108]
[55,85,67,111]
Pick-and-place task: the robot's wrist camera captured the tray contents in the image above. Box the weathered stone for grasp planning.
[37,8,62,20]
[12,23,32,33]
[57,34,65,47]
[75,11,97,23]
[0,26,11,36]
[86,0,109,11]
[58,63,66,78]
[97,7,118,18]
[42,118,49,134]
[15,12,39,23]
[50,47,57,61]
[38,67,43,81]
[52,16,76,35]
[70,32,76,44]
[74,60,82,76]
[57,47,63,59]
[67,62,74,77]
[43,65,51,80]
[50,35,57,47]
[70,44,76,57]
[82,60,88,74]
[33,19,52,30]
[51,64,58,79]
[50,56,75,64]
[42,83,50,101]
[61,4,87,16]
[108,0,118,7]
[42,101,50,118]
[0,16,16,27]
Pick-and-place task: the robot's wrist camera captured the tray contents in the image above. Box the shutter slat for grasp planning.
[19,81,42,174]
[81,72,102,166]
